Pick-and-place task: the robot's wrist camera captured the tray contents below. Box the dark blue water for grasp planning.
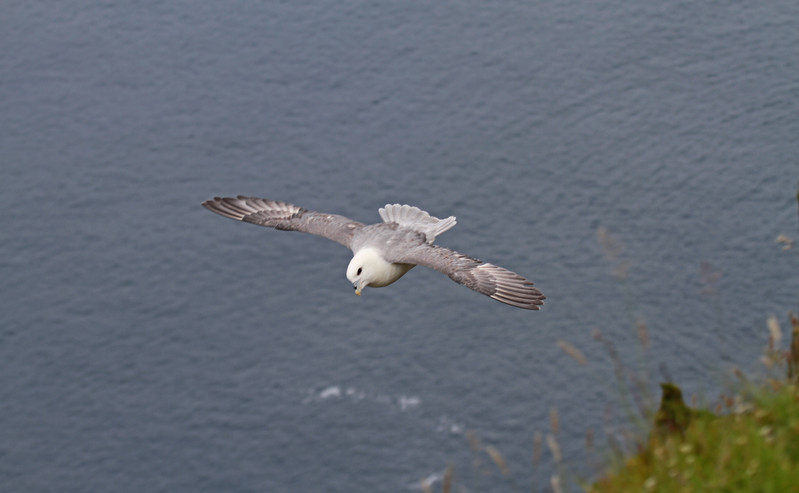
[2,1,797,491]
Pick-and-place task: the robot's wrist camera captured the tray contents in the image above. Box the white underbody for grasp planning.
[347,248,414,288]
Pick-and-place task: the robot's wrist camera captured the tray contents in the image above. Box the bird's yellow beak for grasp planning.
[354,286,362,296]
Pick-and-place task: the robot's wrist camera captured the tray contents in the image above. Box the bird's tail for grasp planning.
[378,204,456,243]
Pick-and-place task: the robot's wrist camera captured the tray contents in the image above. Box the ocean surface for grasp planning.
[2,1,797,491]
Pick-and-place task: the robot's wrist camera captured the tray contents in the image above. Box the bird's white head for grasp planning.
[347,248,416,295]
[346,248,377,295]
[347,248,401,295]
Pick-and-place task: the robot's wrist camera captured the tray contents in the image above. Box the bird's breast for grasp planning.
[369,262,415,287]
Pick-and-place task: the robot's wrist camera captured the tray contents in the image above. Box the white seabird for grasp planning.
[202,196,545,310]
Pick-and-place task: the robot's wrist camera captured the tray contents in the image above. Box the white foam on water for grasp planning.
[398,395,421,411]
[345,387,366,401]
[303,385,422,414]
[318,386,341,400]
[435,416,464,435]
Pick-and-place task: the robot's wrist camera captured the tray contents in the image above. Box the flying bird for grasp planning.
[202,196,545,310]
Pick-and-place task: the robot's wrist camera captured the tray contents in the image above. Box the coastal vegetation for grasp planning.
[590,315,799,493]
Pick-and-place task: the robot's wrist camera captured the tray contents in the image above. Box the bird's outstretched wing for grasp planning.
[388,243,545,310]
[202,196,364,249]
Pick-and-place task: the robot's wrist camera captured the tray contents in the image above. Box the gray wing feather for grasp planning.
[202,196,364,248]
[392,244,545,310]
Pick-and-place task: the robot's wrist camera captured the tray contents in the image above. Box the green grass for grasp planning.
[590,383,799,492]
[590,314,799,493]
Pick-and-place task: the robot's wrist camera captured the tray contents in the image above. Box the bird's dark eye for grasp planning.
[357,267,362,275]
